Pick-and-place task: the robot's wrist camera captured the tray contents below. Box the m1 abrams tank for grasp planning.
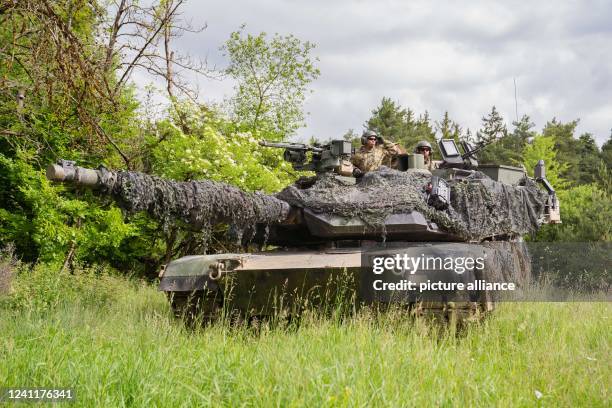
[47,138,560,324]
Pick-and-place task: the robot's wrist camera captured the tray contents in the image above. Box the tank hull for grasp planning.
[159,242,531,323]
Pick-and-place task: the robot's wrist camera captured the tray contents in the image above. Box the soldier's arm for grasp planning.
[350,153,365,177]
[380,138,402,155]
[350,152,363,168]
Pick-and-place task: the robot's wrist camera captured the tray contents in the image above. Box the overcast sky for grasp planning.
[150,0,612,145]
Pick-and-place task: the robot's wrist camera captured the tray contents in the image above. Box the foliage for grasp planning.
[0,244,17,296]
[542,119,580,179]
[524,135,611,242]
[534,184,610,242]
[0,0,149,269]
[0,2,303,273]
[476,114,535,166]
[435,111,462,143]
[147,104,295,193]
[477,106,507,143]
[522,134,569,189]
[3,263,130,312]
[574,133,601,184]
[223,28,320,139]
[602,135,612,170]
[364,97,436,152]
[476,106,518,164]
[0,150,139,263]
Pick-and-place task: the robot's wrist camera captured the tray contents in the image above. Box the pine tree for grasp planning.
[364,98,435,152]
[512,115,536,141]
[477,106,507,143]
[475,106,514,164]
[434,111,463,147]
[575,133,600,184]
[365,97,408,139]
[436,111,453,139]
[542,118,580,184]
[602,134,612,170]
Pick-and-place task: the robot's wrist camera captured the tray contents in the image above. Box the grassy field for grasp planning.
[0,265,610,407]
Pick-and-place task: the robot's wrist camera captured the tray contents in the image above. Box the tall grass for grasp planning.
[0,245,16,296]
[0,265,610,407]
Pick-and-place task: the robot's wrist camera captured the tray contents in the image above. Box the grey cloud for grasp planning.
[147,0,612,145]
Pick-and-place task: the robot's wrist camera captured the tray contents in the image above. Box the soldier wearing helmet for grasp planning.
[414,140,436,171]
[351,130,402,177]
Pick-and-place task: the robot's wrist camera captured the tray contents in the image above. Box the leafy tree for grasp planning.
[223,28,320,139]
[473,111,537,166]
[525,135,610,243]
[522,134,569,189]
[535,184,610,242]
[148,104,295,192]
[595,160,611,195]
[0,0,142,266]
[412,112,437,149]
[0,2,320,273]
[485,114,534,165]
[342,129,361,148]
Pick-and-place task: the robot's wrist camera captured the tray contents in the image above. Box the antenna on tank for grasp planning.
[513,77,519,122]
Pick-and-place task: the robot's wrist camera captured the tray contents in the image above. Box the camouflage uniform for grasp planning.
[351,140,400,173]
[424,157,436,171]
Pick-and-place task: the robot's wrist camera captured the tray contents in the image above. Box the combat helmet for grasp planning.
[415,140,432,153]
[361,130,379,145]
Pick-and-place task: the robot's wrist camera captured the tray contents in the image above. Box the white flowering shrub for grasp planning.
[148,104,297,193]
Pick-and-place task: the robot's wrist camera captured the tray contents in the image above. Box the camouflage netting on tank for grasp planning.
[276,167,549,241]
[449,174,549,240]
[99,171,290,234]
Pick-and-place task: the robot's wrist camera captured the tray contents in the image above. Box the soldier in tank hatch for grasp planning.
[414,140,437,171]
[351,130,402,177]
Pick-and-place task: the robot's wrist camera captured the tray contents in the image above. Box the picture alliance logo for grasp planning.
[372,254,486,275]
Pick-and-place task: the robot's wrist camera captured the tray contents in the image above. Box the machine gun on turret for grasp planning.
[259,139,354,176]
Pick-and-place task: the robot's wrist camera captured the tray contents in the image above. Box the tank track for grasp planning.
[169,290,494,327]
[168,289,223,326]
[410,300,494,324]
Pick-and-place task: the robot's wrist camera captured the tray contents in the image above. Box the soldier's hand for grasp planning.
[352,167,364,178]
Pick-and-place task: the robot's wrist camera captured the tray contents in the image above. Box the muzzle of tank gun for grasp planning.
[46,160,104,187]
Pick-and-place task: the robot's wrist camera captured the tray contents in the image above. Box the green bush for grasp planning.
[535,184,611,242]
[0,151,139,264]
[3,263,133,312]
[148,106,296,193]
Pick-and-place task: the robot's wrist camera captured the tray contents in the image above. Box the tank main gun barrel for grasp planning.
[46,160,103,187]
[46,160,291,234]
